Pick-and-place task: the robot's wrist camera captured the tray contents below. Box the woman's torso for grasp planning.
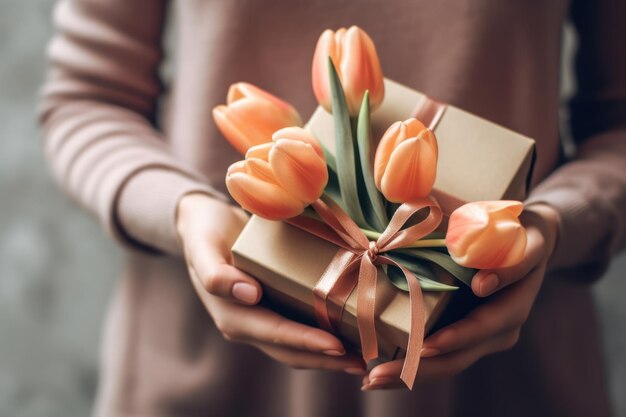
[164,0,569,192]
[97,2,613,416]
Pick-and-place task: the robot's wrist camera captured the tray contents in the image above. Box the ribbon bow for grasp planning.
[289,194,442,389]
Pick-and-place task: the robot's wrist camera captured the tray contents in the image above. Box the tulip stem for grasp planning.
[360,228,447,248]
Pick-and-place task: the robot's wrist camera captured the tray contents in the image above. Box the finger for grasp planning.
[362,330,519,390]
[209,296,347,355]
[421,309,511,357]
[188,236,262,305]
[361,360,404,391]
[472,225,545,297]
[199,263,262,305]
[415,329,520,381]
[254,342,366,374]
[423,268,542,355]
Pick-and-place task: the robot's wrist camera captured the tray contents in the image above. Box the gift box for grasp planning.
[232,79,535,358]
[306,80,536,216]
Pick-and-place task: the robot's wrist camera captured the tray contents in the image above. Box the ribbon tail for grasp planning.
[313,249,359,332]
[397,263,426,390]
[357,256,379,362]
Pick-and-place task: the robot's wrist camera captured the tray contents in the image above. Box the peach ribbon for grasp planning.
[288,195,442,389]
[413,95,447,130]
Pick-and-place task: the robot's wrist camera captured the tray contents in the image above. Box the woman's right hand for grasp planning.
[175,193,366,374]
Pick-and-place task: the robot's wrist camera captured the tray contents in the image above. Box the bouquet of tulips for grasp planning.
[213,26,527,388]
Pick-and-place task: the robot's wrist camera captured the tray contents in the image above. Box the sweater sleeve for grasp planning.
[38,0,227,256]
[526,0,626,278]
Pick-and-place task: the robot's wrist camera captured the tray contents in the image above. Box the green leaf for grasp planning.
[320,142,337,174]
[386,262,459,292]
[327,58,369,228]
[308,130,341,206]
[324,169,342,204]
[356,92,388,232]
[394,248,476,287]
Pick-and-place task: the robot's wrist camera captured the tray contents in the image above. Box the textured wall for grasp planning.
[0,1,624,416]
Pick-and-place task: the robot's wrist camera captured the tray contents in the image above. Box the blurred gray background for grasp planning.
[0,1,625,416]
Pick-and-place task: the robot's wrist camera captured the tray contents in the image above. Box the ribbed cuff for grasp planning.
[114,168,228,256]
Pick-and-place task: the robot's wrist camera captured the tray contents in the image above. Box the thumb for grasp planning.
[471,226,545,297]
[187,233,263,305]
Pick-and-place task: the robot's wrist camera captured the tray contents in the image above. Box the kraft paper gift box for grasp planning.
[232,79,535,357]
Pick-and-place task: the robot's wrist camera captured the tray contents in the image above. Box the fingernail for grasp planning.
[345,367,367,375]
[362,377,395,391]
[232,283,259,304]
[323,349,345,356]
[420,347,440,358]
[479,273,499,296]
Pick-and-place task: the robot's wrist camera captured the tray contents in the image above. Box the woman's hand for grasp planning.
[362,203,560,390]
[176,193,366,374]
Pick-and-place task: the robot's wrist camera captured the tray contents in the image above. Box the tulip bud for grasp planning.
[374,118,438,203]
[446,201,527,269]
[213,83,302,154]
[269,128,328,202]
[226,127,327,220]
[226,160,306,220]
[312,26,384,116]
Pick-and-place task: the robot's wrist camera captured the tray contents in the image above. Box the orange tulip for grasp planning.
[268,127,328,203]
[374,118,438,203]
[226,127,327,220]
[312,26,384,116]
[213,82,302,154]
[446,201,527,269]
[226,160,307,220]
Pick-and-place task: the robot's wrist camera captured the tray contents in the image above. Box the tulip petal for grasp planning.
[404,118,427,137]
[312,29,337,113]
[212,105,257,154]
[341,26,384,115]
[456,221,525,269]
[418,128,438,158]
[487,200,525,217]
[341,26,367,115]
[379,135,438,202]
[312,26,384,115]
[374,121,403,188]
[214,83,302,154]
[221,98,299,151]
[493,220,527,268]
[228,82,302,126]
[227,82,248,104]
[244,158,276,183]
[269,139,328,203]
[272,127,325,158]
[334,28,347,59]
[446,203,491,253]
[361,30,385,110]
[501,224,528,267]
[226,160,247,175]
[228,97,300,134]
[374,119,430,192]
[226,171,305,220]
[246,142,273,161]
[446,201,527,269]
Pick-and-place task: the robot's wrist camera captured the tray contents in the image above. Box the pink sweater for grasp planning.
[39,0,625,415]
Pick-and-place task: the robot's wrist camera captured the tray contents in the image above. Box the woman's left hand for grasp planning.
[361,203,560,391]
